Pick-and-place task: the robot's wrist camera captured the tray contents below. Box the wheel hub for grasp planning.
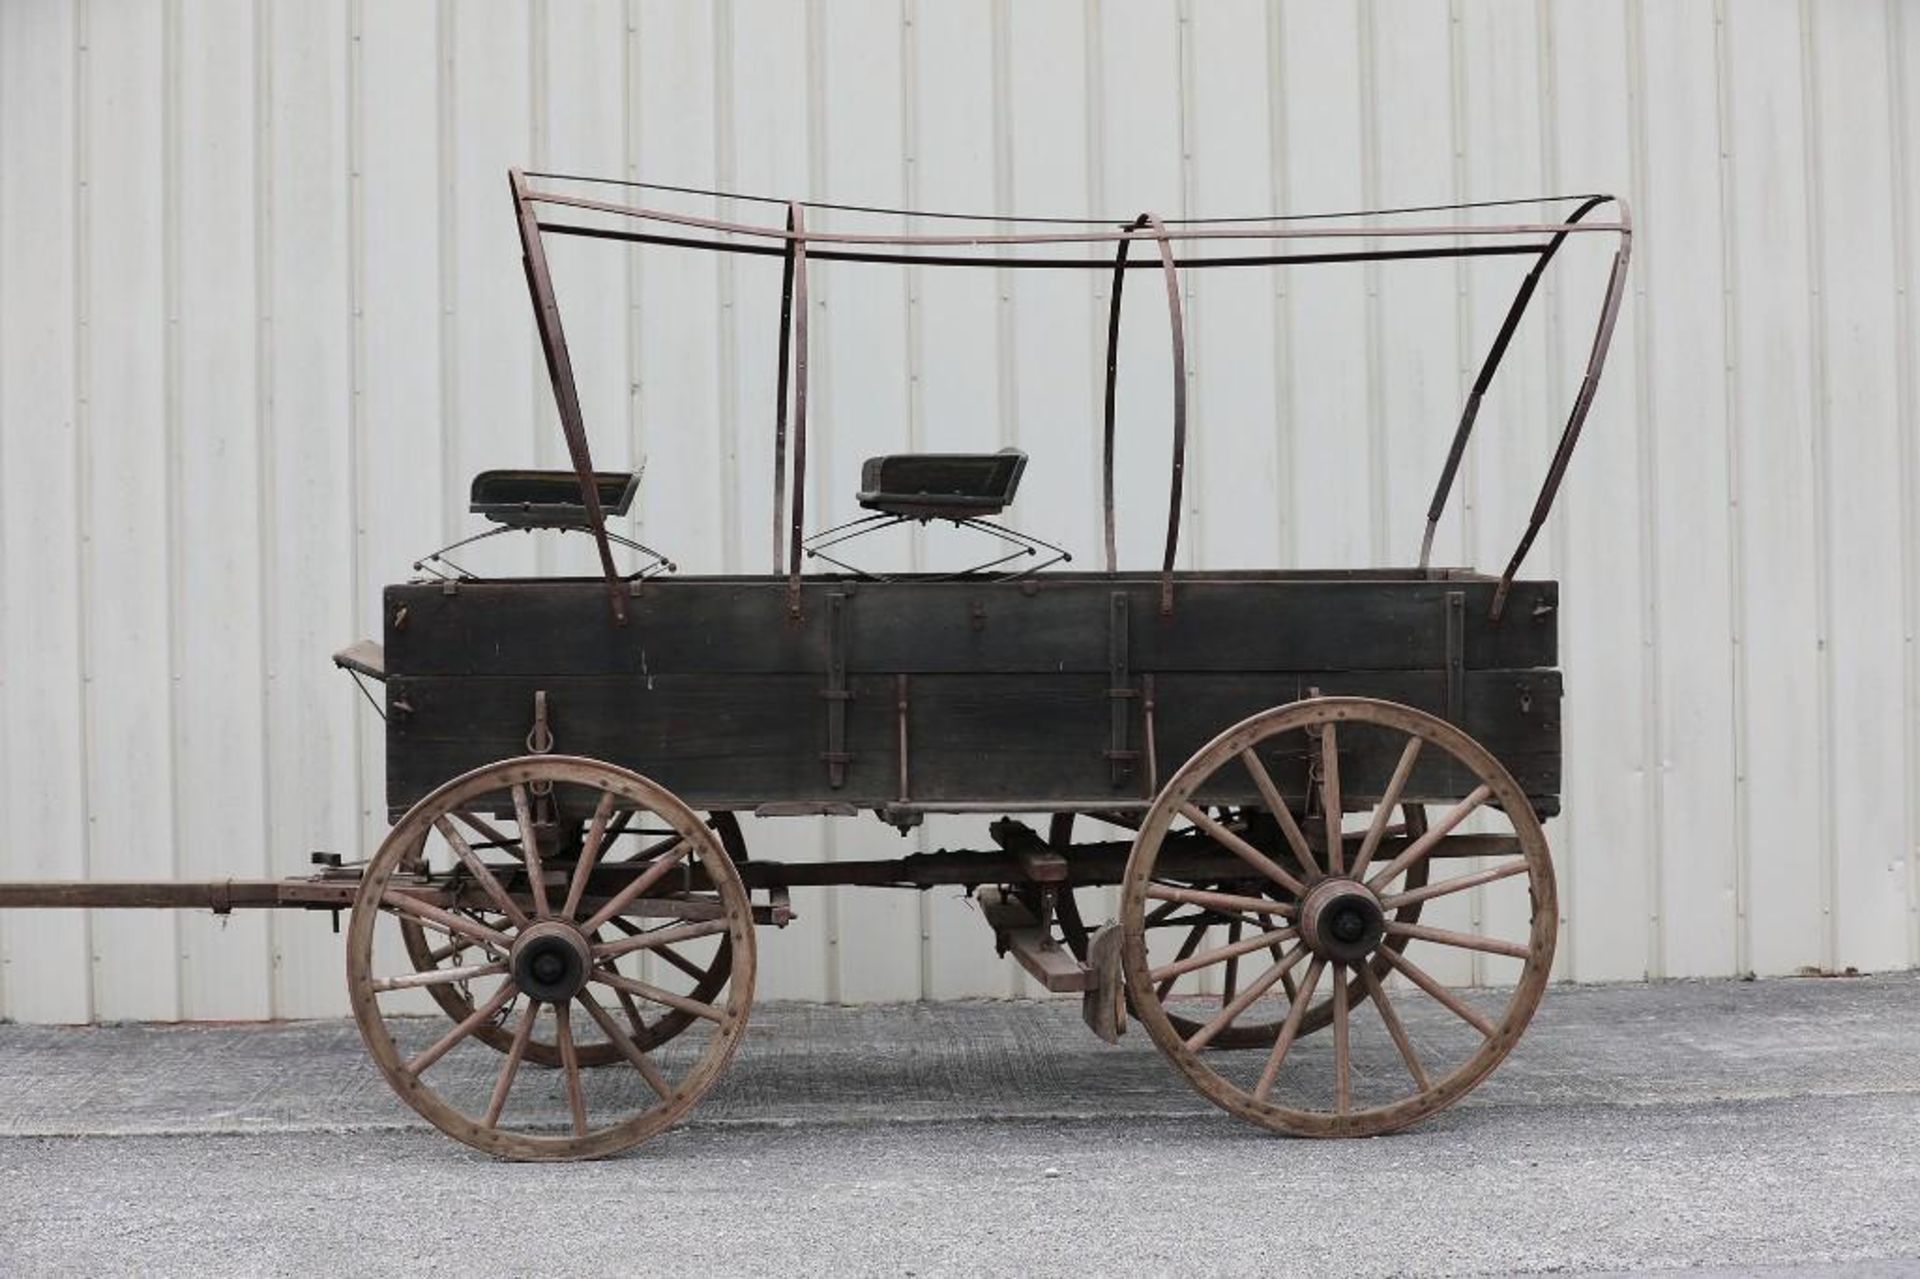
[1297,877,1387,964]
[509,919,594,1003]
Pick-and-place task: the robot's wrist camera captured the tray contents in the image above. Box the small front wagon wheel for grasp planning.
[395,810,747,1067]
[1121,697,1556,1137]
[348,755,756,1161]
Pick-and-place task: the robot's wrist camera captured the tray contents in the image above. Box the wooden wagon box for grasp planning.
[385,571,1561,821]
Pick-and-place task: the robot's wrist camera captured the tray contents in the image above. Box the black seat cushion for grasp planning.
[856,448,1026,519]
[470,469,640,529]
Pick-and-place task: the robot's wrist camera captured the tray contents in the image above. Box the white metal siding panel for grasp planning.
[82,0,178,1022]
[262,0,360,1018]
[172,0,273,1022]
[1810,1,1911,975]
[1541,0,1651,985]
[1638,0,1740,979]
[1,0,1915,1018]
[1723,0,1828,978]
[1,0,92,1023]
[1894,0,1920,971]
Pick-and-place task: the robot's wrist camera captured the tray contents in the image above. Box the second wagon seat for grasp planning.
[408,467,675,583]
[800,448,1069,580]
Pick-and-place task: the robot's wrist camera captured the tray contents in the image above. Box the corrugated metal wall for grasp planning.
[1,0,1915,1022]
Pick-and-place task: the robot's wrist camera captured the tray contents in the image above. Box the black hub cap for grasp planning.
[511,925,591,1003]
[1299,880,1388,965]
[1331,904,1368,943]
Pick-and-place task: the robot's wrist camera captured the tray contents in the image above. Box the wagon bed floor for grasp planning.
[3,973,1919,1276]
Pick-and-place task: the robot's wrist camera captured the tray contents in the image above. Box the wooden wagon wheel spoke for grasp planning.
[1364,783,1493,893]
[1317,724,1344,874]
[594,918,730,961]
[1379,856,1527,910]
[1149,924,1297,986]
[598,806,636,848]
[1252,955,1326,1101]
[1143,898,1182,928]
[1331,964,1351,1113]
[651,942,712,984]
[615,988,653,1042]
[608,829,684,867]
[1256,912,1289,957]
[1220,919,1243,1005]
[1379,946,1499,1037]
[592,966,727,1023]
[350,755,756,1161]
[371,959,507,993]
[483,1001,540,1129]
[509,784,553,918]
[1350,736,1422,880]
[1185,945,1308,1051]
[1359,961,1428,1090]
[453,811,520,859]
[553,1001,589,1137]
[1177,803,1306,896]
[1100,858,1320,1053]
[1145,882,1297,922]
[435,817,530,929]
[382,890,512,951]
[407,981,521,1076]
[425,937,475,966]
[560,791,619,921]
[1239,749,1317,878]
[577,989,672,1101]
[1121,696,1556,1138]
[581,840,690,932]
[1385,920,1532,960]
[1155,923,1209,1002]
[1256,910,1298,1005]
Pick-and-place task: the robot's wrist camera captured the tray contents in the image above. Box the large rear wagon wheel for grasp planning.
[348,755,756,1161]
[1060,809,1431,1047]
[1121,697,1555,1137]
[1144,805,1432,1048]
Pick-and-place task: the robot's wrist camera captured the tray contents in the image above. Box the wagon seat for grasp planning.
[802,448,1069,578]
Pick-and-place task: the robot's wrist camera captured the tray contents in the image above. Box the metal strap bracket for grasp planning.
[822,593,850,787]
[1107,592,1136,785]
[1444,591,1466,724]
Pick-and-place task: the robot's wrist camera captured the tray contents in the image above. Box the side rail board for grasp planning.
[381,576,1561,818]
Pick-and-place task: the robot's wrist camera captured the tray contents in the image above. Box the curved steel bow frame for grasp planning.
[508,169,1632,623]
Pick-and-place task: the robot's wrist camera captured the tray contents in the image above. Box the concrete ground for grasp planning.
[1,974,1918,1277]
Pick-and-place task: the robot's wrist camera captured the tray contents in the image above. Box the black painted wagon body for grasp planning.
[0,170,1629,1160]
[382,571,1563,823]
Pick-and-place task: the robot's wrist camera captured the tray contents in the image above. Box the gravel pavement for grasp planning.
[2,974,1918,1276]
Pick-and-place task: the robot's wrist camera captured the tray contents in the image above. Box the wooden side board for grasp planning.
[385,668,1559,817]
[382,571,1561,820]
[383,573,1557,676]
